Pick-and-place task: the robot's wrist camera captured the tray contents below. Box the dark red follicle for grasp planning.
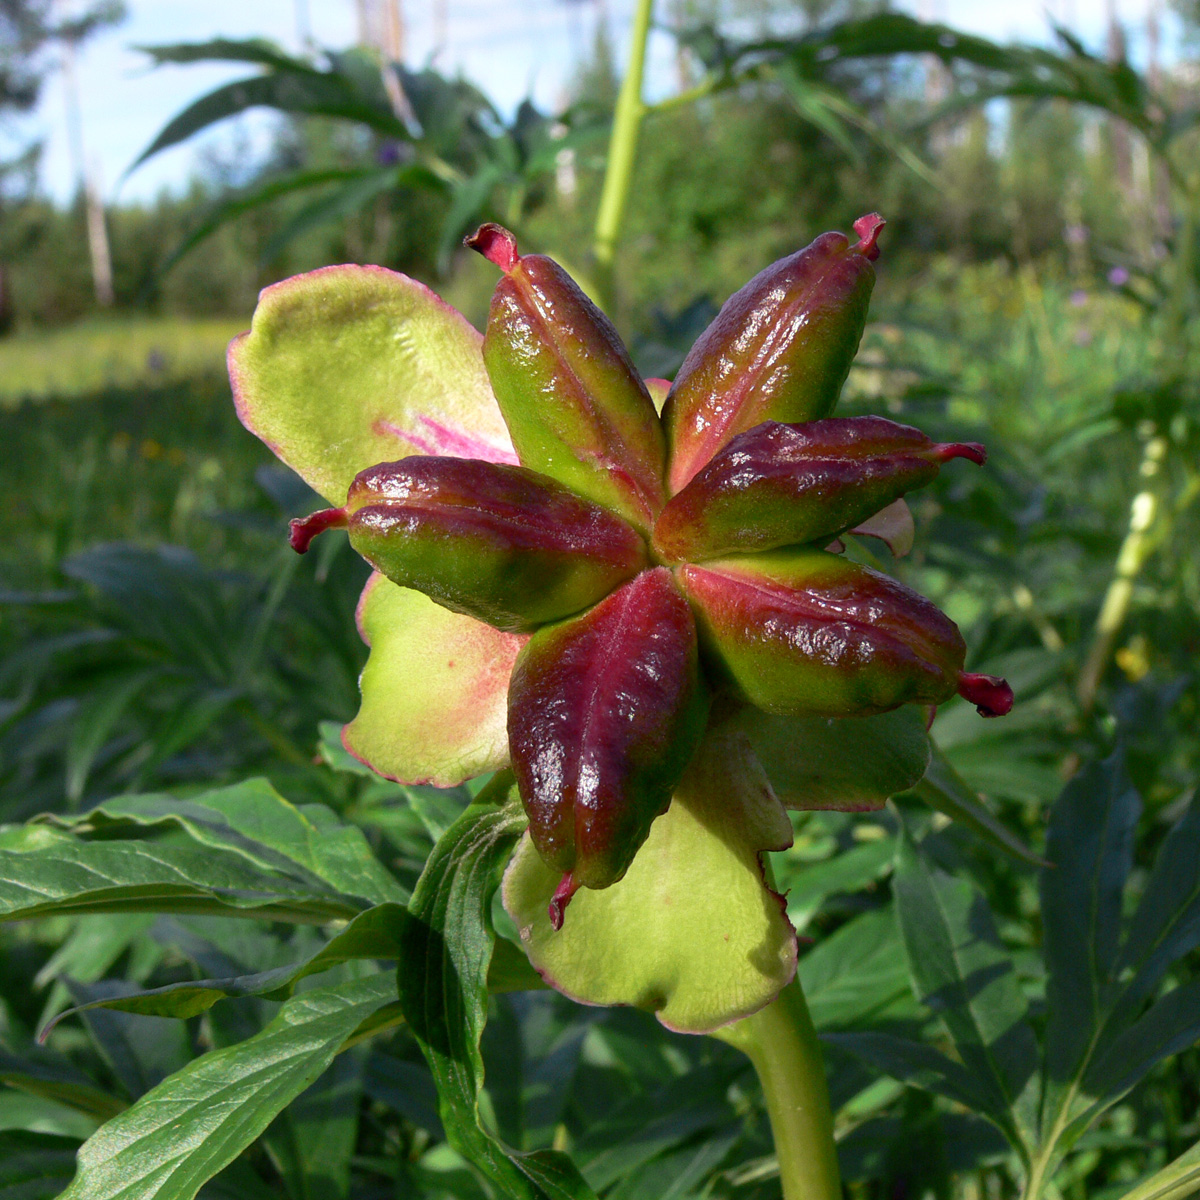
[957,673,1014,717]
[465,222,519,272]
[853,213,886,261]
[933,442,987,465]
[549,872,580,930]
[289,507,348,553]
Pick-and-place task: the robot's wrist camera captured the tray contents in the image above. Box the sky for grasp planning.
[12,0,1177,205]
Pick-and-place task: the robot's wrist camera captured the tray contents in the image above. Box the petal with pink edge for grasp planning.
[344,573,525,787]
[502,719,797,1034]
[229,265,515,506]
[849,498,915,558]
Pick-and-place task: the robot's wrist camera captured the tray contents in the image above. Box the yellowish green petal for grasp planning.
[502,721,797,1034]
[229,265,514,506]
[344,574,524,787]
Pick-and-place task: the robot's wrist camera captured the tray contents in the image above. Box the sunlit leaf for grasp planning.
[57,973,396,1200]
[0,825,359,925]
[49,779,407,908]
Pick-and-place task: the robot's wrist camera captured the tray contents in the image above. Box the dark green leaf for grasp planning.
[398,773,597,1200]
[604,1130,737,1200]
[47,903,407,1024]
[1082,978,1200,1117]
[1114,795,1200,1012]
[1040,751,1140,1129]
[893,830,1037,1148]
[263,1045,366,1200]
[137,38,320,74]
[363,1052,444,1138]
[799,908,918,1031]
[824,1031,996,1113]
[740,706,929,811]
[0,1131,80,1200]
[0,1046,125,1121]
[572,1073,733,1193]
[63,980,190,1098]
[912,744,1048,867]
[159,168,383,274]
[65,668,161,804]
[776,839,894,932]
[258,168,408,262]
[57,973,396,1200]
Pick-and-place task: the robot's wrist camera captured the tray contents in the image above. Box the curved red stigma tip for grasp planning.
[465,222,519,272]
[957,673,1014,718]
[852,213,886,261]
[934,441,987,466]
[548,872,580,931]
[288,507,348,554]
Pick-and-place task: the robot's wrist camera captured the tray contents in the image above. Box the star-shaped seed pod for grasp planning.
[229,218,1011,1032]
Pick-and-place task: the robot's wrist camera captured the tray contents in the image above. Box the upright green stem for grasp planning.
[592,0,655,312]
[1076,433,1168,714]
[714,979,842,1200]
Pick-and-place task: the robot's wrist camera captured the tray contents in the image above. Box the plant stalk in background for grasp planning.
[591,0,654,313]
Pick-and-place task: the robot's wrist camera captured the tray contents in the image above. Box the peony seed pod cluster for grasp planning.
[286,215,1012,929]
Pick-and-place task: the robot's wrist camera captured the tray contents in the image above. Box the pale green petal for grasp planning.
[502,721,797,1034]
[344,574,524,787]
[229,265,515,505]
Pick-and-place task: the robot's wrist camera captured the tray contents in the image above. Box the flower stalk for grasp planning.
[592,0,655,311]
[1076,431,1167,714]
[714,979,842,1200]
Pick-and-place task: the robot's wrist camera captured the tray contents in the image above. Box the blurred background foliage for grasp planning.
[2,0,1200,1196]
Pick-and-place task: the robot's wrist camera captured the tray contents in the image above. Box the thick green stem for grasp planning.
[592,0,655,312]
[1076,433,1168,714]
[714,979,842,1200]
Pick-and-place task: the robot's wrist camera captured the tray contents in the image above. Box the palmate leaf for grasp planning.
[129,72,402,172]
[398,774,597,1200]
[1112,794,1200,1015]
[824,1030,997,1114]
[892,829,1038,1153]
[570,1070,736,1193]
[64,668,162,805]
[1081,978,1200,1120]
[706,13,1169,149]
[56,973,396,1200]
[1039,751,1140,1138]
[258,166,422,263]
